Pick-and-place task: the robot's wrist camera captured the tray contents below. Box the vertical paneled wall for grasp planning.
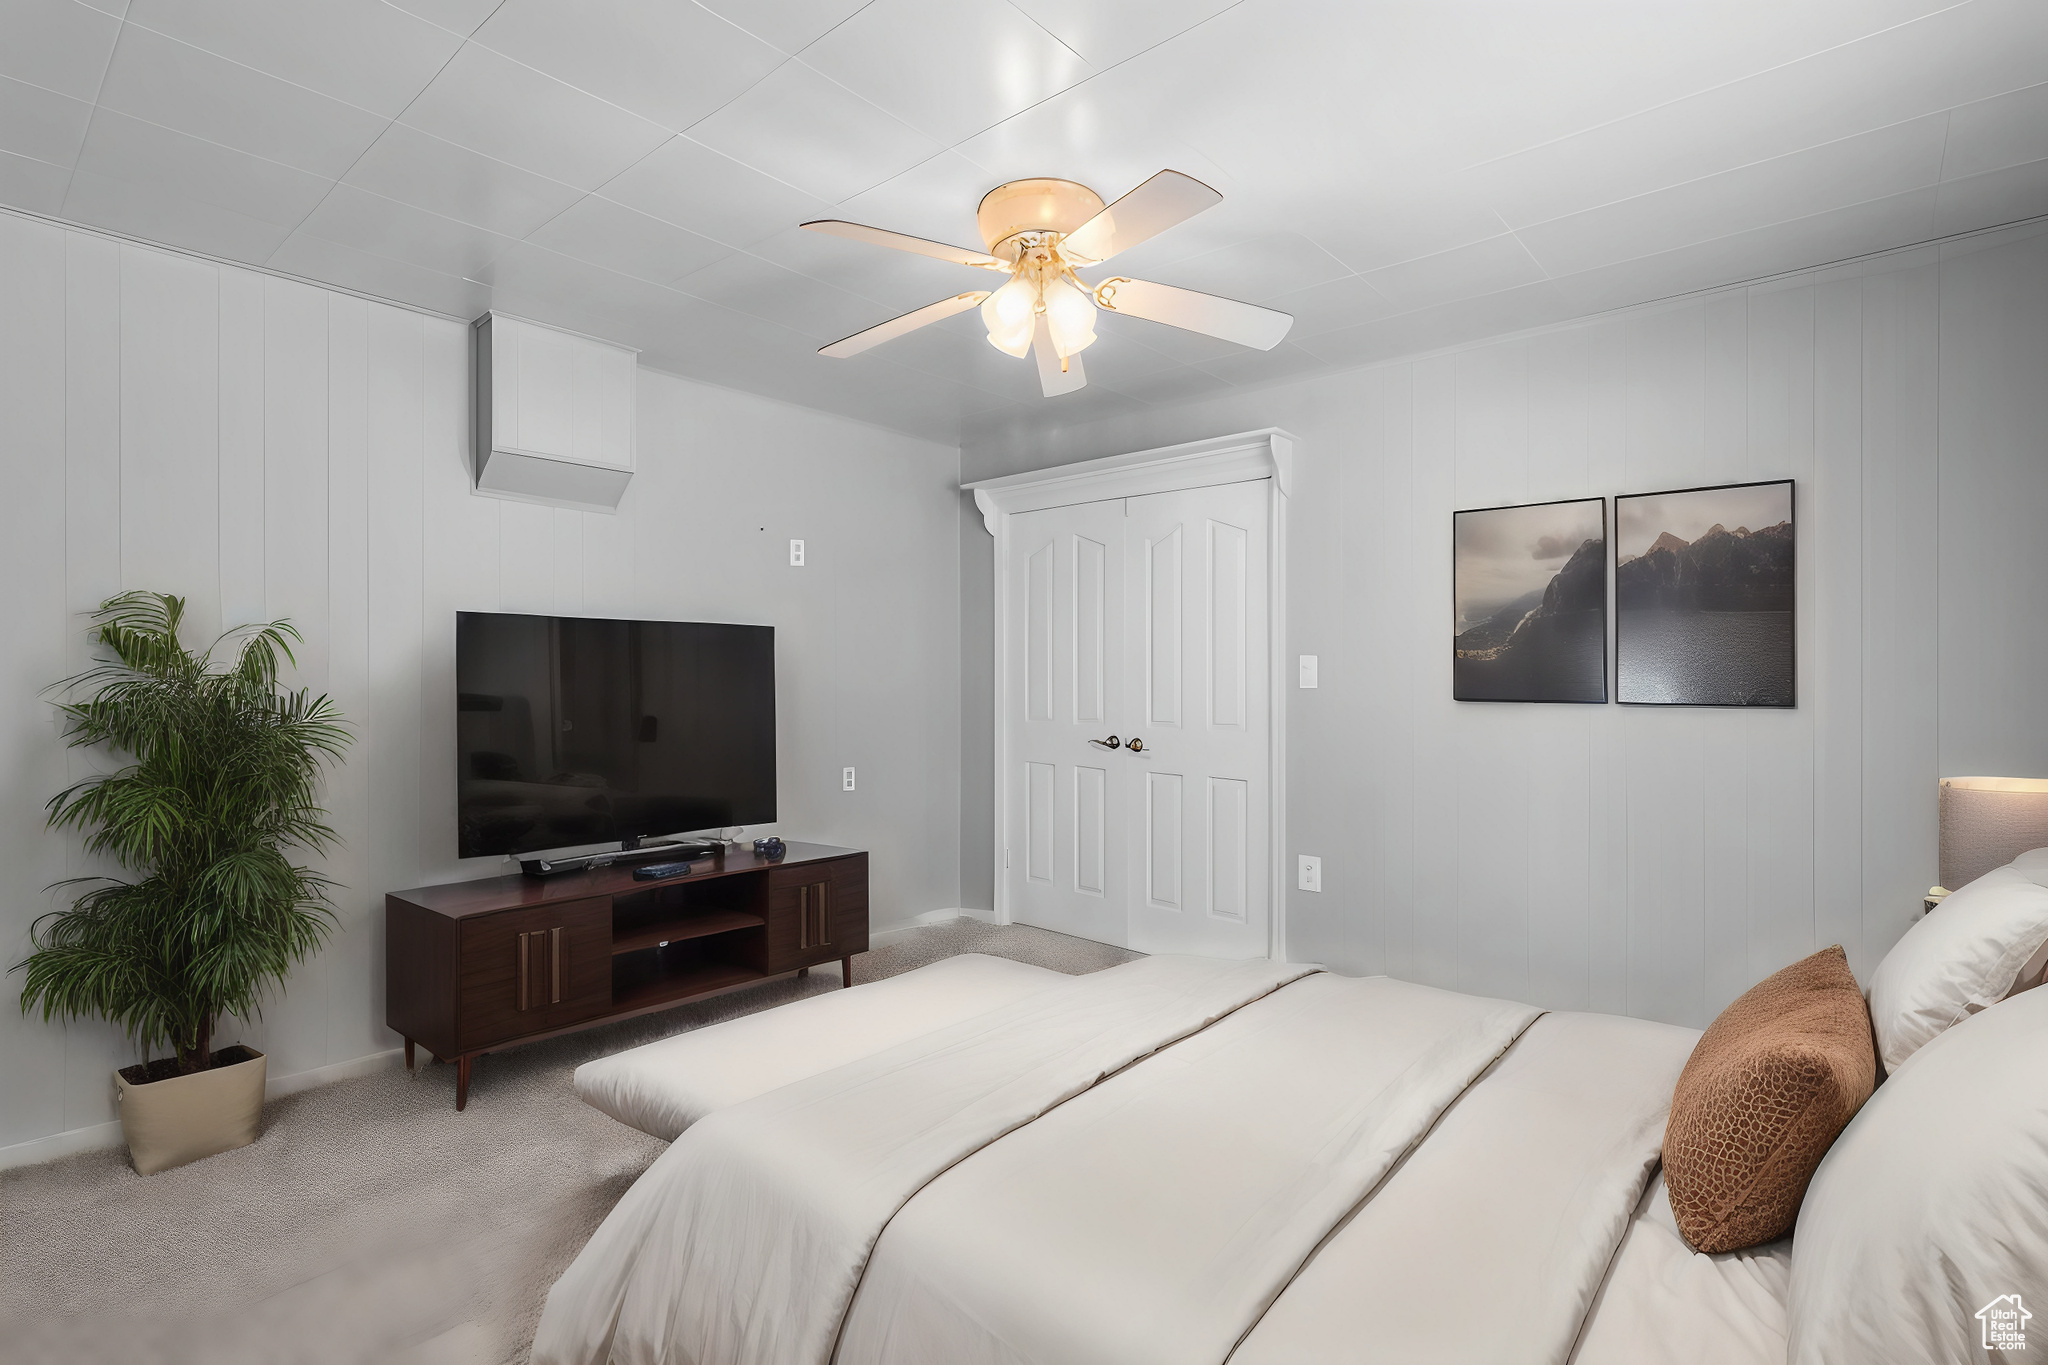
[960,223,2048,1028]
[0,216,963,1152]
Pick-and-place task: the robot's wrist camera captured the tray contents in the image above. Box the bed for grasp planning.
[537,953,1798,1365]
[537,848,2048,1365]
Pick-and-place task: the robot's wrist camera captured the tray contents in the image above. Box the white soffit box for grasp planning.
[474,312,638,513]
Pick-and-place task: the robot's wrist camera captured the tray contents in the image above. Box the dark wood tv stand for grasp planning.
[385,842,868,1109]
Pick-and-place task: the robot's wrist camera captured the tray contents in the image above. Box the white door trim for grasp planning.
[967,428,1295,960]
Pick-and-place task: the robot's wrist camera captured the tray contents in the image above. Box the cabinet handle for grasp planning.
[517,932,530,1012]
[551,925,562,1004]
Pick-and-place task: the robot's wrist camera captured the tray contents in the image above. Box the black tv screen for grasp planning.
[455,612,775,859]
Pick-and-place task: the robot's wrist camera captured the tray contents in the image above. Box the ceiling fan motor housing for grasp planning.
[976,178,1106,260]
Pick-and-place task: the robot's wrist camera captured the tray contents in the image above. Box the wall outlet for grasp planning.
[1297,854,1321,892]
[842,766,856,792]
[1299,654,1318,688]
[789,538,806,566]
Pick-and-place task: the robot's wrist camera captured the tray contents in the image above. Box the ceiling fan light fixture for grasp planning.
[1040,274,1097,359]
[981,275,1038,357]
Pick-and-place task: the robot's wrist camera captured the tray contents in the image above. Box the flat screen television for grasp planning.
[455,612,775,859]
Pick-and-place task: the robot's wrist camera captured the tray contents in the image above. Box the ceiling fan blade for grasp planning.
[1032,316,1087,397]
[1060,170,1222,265]
[802,220,1006,271]
[819,292,990,358]
[1092,277,1293,350]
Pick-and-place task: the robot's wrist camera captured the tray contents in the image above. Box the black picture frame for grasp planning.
[1613,478,1795,707]
[1452,496,1609,704]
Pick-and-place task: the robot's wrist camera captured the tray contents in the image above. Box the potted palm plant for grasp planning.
[14,592,350,1174]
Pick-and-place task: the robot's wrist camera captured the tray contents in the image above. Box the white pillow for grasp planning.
[1787,982,2048,1365]
[1865,849,2048,1072]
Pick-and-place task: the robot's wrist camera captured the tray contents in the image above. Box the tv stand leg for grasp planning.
[841,956,852,989]
[404,1037,415,1070]
[456,1054,472,1111]
[797,966,808,978]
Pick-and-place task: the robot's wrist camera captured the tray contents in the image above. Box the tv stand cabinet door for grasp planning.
[459,897,610,1050]
[764,856,866,973]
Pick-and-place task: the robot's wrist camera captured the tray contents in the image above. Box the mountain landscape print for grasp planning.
[1454,498,1607,703]
[1615,480,1794,705]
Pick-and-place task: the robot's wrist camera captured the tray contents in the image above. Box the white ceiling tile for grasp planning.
[293,181,517,278]
[478,242,701,332]
[0,0,121,99]
[1547,187,1939,317]
[673,249,895,342]
[527,195,732,284]
[1294,182,1512,275]
[1933,157,2048,237]
[693,0,870,56]
[343,123,584,238]
[63,164,294,262]
[95,23,388,177]
[1103,363,1226,405]
[471,0,784,133]
[75,109,333,228]
[1474,2,2048,230]
[1515,114,1950,279]
[596,135,836,249]
[267,230,490,316]
[1254,271,1401,340]
[685,59,942,202]
[1361,233,1550,312]
[0,73,91,165]
[1943,82,2048,182]
[1006,0,1235,69]
[74,0,128,15]
[381,0,499,38]
[0,146,69,212]
[398,42,671,191]
[802,0,1091,145]
[1133,232,1353,305]
[1297,280,1580,371]
[122,0,461,117]
[1196,341,1332,390]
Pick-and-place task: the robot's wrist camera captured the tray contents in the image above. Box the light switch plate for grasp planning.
[790,538,806,566]
[1299,654,1318,688]
[1297,854,1321,892]
[842,766,856,792]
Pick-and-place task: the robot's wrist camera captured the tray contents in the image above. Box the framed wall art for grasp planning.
[1614,479,1794,706]
[1453,497,1608,703]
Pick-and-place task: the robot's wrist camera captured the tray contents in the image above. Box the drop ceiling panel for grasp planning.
[801,0,1092,146]
[395,42,671,191]
[596,136,835,250]
[468,0,786,133]
[686,59,943,203]
[526,194,731,284]
[289,182,517,278]
[342,123,584,238]
[0,0,122,100]
[95,24,387,178]
[3,0,2045,446]
[121,0,461,117]
[0,75,91,166]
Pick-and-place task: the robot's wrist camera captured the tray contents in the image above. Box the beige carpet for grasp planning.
[0,920,1137,1365]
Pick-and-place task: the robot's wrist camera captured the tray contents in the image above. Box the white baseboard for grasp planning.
[0,1046,407,1172]
[868,907,999,946]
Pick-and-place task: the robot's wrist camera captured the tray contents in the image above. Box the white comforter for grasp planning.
[537,960,1709,1365]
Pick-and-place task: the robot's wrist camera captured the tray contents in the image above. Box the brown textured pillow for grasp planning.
[1663,945,1877,1253]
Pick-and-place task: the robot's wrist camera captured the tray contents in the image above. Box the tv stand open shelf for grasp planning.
[385,842,867,1109]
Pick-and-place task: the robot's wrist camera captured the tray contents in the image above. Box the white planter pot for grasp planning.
[114,1047,266,1175]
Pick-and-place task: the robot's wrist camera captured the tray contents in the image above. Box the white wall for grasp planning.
[961,223,2048,1028]
[0,213,963,1155]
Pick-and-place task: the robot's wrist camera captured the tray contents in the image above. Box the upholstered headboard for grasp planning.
[1939,777,2048,890]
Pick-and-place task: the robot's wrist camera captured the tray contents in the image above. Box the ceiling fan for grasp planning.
[801,171,1293,398]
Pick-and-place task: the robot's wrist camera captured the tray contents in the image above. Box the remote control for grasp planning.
[631,861,695,880]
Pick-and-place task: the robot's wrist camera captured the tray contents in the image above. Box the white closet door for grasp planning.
[1122,480,1271,958]
[1005,499,1130,946]
[1000,479,1272,958]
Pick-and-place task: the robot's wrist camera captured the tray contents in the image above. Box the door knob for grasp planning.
[1087,735,1121,749]
[1127,738,1145,753]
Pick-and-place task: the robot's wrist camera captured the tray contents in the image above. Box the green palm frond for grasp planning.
[13,592,352,1072]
